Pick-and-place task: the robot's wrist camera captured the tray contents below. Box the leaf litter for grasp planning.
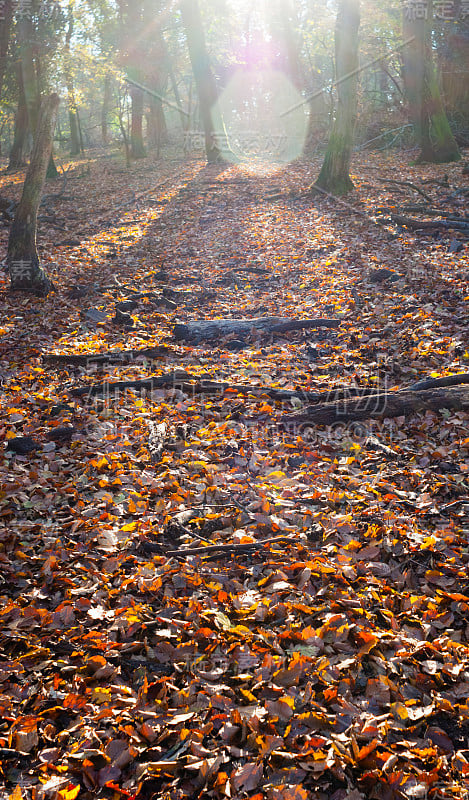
[0,151,468,799]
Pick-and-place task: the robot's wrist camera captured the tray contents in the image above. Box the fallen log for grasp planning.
[43,346,171,366]
[166,535,297,559]
[70,370,196,397]
[173,316,341,342]
[390,214,469,234]
[68,370,469,405]
[407,373,469,391]
[68,372,378,402]
[282,386,469,427]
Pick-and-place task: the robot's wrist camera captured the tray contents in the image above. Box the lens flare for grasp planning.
[213,68,308,174]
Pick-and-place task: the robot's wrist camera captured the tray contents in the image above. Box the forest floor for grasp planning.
[0,148,468,800]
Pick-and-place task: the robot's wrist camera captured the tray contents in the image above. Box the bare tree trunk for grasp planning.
[130,84,146,158]
[18,17,39,135]
[164,36,187,133]
[180,0,224,163]
[147,94,168,153]
[101,74,111,145]
[65,1,80,156]
[117,86,131,166]
[8,61,28,171]
[277,0,302,89]
[69,109,80,155]
[311,0,360,196]
[7,94,59,296]
[0,0,14,100]
[402,0,460,163]
[18,17,59,178]
[76,107,85,153]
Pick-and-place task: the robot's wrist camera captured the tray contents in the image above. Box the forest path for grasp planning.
[0,151,468,799]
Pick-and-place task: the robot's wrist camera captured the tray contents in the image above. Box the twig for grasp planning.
[381,179,432,203]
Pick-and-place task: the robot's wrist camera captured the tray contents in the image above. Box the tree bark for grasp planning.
[65,1,81,156]
[18,16,60,178]
[311,0,360,195]
[7,94,60,296]
[180,0,224,163]
[282,386,469,427]
[69,109,80,156]
[101,74,111,145]
[173,317,340,342]
[18,17,39,136]
[147,94,168,152]
[164,33,187,133]
[402,0,460,163]
[130,84,146,158]
[0,0,14,100]
[8,61,29,171]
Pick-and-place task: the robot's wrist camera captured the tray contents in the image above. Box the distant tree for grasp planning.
[117,0,146,159]
[64,1,81,156]
[311,0,361,195]
[101,73,112,145]
[437,11,469,135]
[180,0,224,163]
[8,60,28,171]
[402,0,460,163]
[0,0,14,100]
[13,2,65,177]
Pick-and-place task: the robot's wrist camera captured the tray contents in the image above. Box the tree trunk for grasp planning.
[0,0,14,100]
[180,0,224,163]
[101,74,111,145]
[69,109,80,155]
[8,62,29,171]
[18,17,39,136]
[65,1,81,156]
[165,37,187,133]
[311,0,361,196]
[277,0,302,90]
[130,84,146,158]
[402,0,460,163]
[147,94,168,152]
[7,94,59,296]
[68,106,81,156]
[46,152,59,179]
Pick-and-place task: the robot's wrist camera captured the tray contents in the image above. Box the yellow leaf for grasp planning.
[92,687,112,704]
[391,702,408,721]
[422,535,436,550]
[122,521,137,532]
[10,787,23,800]
[58,786,81,800]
